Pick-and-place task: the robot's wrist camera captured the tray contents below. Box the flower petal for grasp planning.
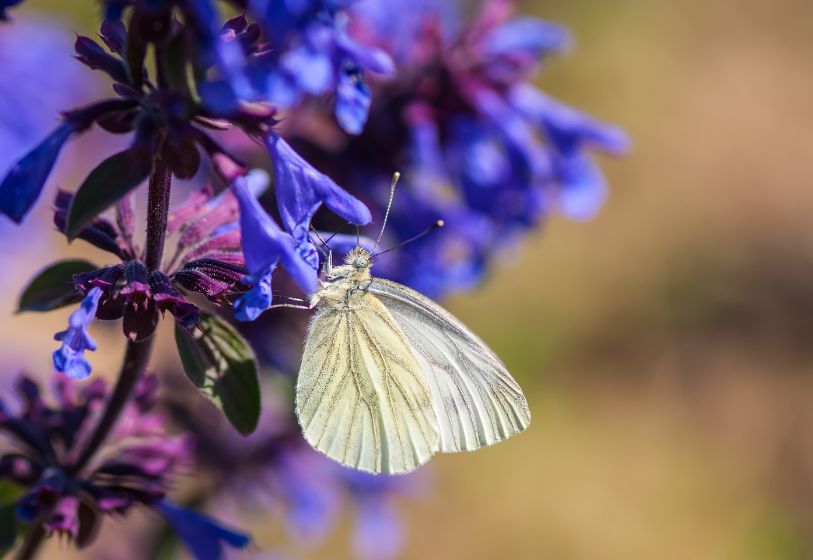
[159,501,251,560]
[0,122,75,223]
[268,133,371,244]
[335,63,372,135]
[231,173,318,298]
[234,266,274,322]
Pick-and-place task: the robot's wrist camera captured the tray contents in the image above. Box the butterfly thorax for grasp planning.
[310,247,373,308]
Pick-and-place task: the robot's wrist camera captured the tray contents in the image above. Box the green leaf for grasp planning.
[159,30,192,98]
[17,259,97,313]
[0,500,17,556]
[125,12,146,88]
[0,482,23,556]
[175,315,261,435]
[66,149,152,240]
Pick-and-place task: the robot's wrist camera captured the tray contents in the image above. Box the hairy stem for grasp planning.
[72,158,171,472]
[70,338,154,472]
[15,160,173,560]
[145,158,172,271]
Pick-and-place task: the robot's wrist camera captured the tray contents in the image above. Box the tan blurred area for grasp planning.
[404,0,813,558]
[8,0,813,558]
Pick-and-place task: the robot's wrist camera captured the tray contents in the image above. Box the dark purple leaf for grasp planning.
[65,148,152,240]
[74,36,129,84]
[54,190,124,257]
[17,260,98,313]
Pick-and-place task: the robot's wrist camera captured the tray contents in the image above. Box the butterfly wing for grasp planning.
[369,278,531,452]
[296,293,440,474]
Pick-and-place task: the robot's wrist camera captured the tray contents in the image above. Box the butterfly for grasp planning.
[291,174,531,474]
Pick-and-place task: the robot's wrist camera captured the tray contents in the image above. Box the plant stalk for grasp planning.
[16,159,173,560]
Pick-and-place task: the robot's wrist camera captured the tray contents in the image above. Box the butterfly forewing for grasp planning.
[369,278,531,452]
[296,292,440,474]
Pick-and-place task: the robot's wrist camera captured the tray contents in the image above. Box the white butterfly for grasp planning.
[290,174,531,474]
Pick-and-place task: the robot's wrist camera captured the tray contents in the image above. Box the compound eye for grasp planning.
[353,258,367,269]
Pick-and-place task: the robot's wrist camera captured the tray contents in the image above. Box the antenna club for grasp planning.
[435,219,445,228]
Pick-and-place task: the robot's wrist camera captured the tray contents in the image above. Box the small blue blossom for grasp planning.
[336,63,372,134]
[234,265,273,322]
[159,501,251,560]
[52,287,103,379]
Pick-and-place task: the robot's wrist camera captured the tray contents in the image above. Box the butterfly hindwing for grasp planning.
[369,278,531,452]
[296,292,440,474]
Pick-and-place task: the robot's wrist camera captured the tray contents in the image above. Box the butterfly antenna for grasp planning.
[372,172,400,251]
[373,219,444,258]
[308,226,330,258]
[324,221,352,245]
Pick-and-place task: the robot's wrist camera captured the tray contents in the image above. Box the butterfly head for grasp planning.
[345,247,372,271]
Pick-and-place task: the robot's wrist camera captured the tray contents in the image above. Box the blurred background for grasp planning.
[3,0,813,558]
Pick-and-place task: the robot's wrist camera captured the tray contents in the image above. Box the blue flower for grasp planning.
[52,287,102,379]
[277,0,629,298]
[336,63,372,135]
[268,133,371,270]
[231,171,319,321]
[234,265,273,322]
[0,122,76,223]
[252,1,394,133]
[159,501,251,560]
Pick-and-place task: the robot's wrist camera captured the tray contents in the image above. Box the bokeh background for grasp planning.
[3,0,813,558]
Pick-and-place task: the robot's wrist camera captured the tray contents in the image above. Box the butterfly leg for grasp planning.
[266,302,313,310]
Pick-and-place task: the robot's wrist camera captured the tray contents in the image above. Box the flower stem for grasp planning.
[70,338,154,472]
[145,157,172,271]
[72,157,172,472]
[15,160,173,560]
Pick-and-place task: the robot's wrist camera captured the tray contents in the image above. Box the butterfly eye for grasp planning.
[353,258,367,269]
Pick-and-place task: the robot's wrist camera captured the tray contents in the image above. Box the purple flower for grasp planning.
[0,375,192,545]
[52,287,102,379]
[0,17,278,225]
[268,133,371,268]
[159,501,251,560]
[251,0,394,133]
[231,145,369,321]
[231,170,319,321]
[278,0,628,298]
[53,183,251,340]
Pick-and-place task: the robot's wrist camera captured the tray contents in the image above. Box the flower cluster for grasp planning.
[0,16,278,225]
[0,373,248,557]
[50,181,256,378]
[282,0,629,297]
[0,0,627,557]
